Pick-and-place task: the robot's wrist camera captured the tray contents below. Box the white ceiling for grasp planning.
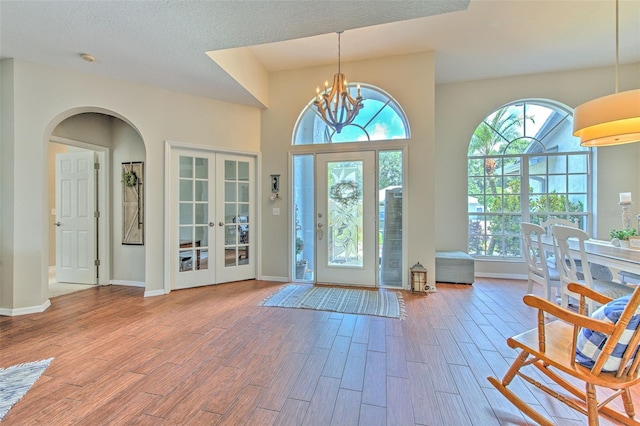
[1,0,639,109]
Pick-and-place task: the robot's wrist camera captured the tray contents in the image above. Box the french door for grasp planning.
[172,149,255,289]
[316,151,376,286]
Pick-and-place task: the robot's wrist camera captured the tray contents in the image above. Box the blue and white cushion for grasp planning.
[575,294,640,372]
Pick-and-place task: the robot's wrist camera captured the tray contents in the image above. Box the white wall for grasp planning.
[0,61,9,308]
[111,119,146,283]
[0,58,260,313]
[435,63,640,277]
[262,52,436,288]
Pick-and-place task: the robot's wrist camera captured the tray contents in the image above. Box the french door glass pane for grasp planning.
[195,181,207,201]
[178,155,209,272]
[223,160,251,267]
[179,156,192,178]
[195,158,207,179]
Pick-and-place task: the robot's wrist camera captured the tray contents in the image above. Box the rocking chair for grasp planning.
[488,282,640,425]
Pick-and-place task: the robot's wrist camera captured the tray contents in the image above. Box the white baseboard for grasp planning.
[474,272,527,280]
[0,299,51,317]
[259,275,289,282]
[109,279,145,288]
[144,289,167,297]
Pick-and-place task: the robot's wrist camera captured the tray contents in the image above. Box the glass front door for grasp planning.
[316,151,376,286]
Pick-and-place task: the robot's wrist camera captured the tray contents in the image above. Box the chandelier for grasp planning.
[573,0,640,147]
[314,31,364,134]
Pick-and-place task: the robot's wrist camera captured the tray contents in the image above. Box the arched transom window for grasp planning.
[293,84,410,145]
[467,99,590,258]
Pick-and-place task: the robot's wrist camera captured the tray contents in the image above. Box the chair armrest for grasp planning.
[523,294,616,335]
[567,282,613,305]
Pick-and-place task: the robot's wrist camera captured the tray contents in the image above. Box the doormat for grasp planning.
[260,284,405,320]
[0,358,53,420]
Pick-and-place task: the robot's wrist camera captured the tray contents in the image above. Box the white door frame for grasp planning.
[289,141,409,289]
[163,141,261,294]
[50,136,110,286]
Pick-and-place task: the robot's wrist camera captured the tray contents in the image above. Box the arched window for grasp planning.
[467,100,590,258]
[293,84,410,145]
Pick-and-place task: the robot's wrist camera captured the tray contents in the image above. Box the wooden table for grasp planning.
[540,235,640,276]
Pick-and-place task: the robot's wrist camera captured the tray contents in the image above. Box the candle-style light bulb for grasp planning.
[620,192,632,204]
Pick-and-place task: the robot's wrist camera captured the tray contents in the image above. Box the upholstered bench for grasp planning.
[436,251,475,284]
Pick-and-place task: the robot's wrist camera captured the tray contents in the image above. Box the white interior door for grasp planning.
[316,151,376,286]
[55,151,96,284]
[172,150,255,289]
[215,154,255,283]
[174,151,216,289]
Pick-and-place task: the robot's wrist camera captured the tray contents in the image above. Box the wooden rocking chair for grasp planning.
[488,282,640,425]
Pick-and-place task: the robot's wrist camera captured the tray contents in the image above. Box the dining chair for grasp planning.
[520,222,560,303]
[552,224,633,314]
[540,217,578,266]
[541,218,614,281]
[488,283,640,425]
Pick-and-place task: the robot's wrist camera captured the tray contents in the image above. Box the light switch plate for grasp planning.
[273,208,280,216]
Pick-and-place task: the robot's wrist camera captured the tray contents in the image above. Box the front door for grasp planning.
[172,149,255,289]
[55,151,97,284]
[316,151,376,286]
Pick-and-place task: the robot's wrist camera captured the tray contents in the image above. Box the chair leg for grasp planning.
[622,388,636,419]
[503,351,529,385]
[488,352,554,426]
[585,383,598,426]
[488,375,554,426]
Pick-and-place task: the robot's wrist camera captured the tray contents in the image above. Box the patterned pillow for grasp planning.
[575,294,640,372]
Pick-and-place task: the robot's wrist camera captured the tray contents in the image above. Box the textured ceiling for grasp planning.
[1,0,639,108]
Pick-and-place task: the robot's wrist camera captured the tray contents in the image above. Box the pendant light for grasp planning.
[573,0,640,147]
[313,31,364,134]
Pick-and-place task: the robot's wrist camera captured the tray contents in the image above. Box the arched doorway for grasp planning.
[47,112,146,297]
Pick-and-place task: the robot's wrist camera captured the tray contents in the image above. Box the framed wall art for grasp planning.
[122,161,144,245]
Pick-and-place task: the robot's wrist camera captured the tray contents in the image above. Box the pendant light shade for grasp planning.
[573,0,640,147]
[573,89,640,147]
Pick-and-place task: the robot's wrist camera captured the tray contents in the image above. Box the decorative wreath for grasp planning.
[329,180,361,209]
[122,170,138,187]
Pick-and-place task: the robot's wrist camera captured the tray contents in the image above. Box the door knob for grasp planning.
[54,221,62,226]
[209,222,215,227]
[219,222,224,227]
[317,223,324,228]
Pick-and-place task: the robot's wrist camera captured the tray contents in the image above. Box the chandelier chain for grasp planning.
[338,31,342,75]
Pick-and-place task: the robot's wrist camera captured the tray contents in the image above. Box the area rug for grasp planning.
[0,358,53,420]
[260,284,405,320]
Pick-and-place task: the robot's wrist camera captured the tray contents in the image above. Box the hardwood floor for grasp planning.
[0,278,635,425]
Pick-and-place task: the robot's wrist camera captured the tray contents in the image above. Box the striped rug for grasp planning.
[0,358,53,420]
[260,284,405,320]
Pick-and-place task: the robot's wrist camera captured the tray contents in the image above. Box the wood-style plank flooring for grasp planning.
[0,278,636,425]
